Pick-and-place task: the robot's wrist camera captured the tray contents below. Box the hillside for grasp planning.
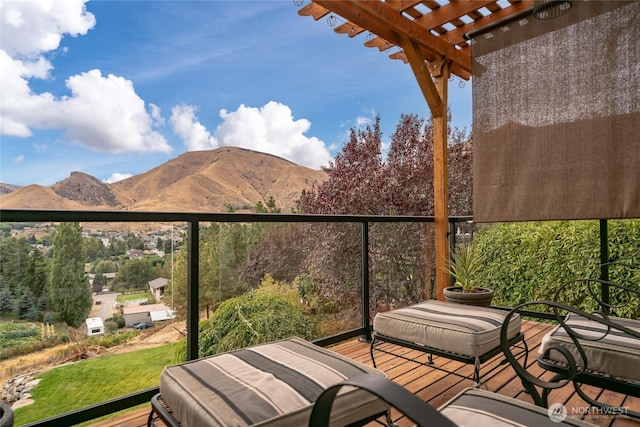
[51,171,130,207]
[0,147,327,212]
[0,182,21,196]
[0,185,90,210]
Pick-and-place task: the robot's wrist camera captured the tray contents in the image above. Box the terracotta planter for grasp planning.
[443,286,494,307]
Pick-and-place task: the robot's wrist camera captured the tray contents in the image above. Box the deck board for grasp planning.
[89,320,639,427]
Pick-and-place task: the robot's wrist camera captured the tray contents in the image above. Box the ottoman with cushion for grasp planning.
[148,337,389,427]
[371,300,523,384]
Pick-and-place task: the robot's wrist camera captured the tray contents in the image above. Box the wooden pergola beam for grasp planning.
[312,0,471,75]
[400,36,444,118]
[367,0,496,50]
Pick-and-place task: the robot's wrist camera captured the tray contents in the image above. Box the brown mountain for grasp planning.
[51,171,128,207]
[0,183,21,196]
[0,185,90,210]
[0,147,327,212]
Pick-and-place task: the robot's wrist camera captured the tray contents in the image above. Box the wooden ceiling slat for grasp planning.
[365,37,393,52]
[298,2,330,21]
[350,0,498,78]
[442,1,534,46]
[335,22,366,37]
[412,1,497,31]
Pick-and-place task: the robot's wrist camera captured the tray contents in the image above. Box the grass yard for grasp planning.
[116,292,148,302]
[14,342,183,426]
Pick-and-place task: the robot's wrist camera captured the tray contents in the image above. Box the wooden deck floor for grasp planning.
[89,320,640,427]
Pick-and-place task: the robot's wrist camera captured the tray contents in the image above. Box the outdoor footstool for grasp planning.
[371,300,524,384]
[148,337,389,427]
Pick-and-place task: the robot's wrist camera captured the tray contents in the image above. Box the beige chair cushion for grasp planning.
[160,337,388,426]
[539,313,640,382]
[439,387,596,426]
[374,300,521,357]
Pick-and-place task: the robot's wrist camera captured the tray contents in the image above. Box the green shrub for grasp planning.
[195,285,317,359]
[87,330,138,348]
[105,321,118,334]
[473,219,640,317]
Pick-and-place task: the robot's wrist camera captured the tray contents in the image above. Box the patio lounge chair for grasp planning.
[310,373,597,426]
[147,337,391,426]
[500,276,640,420]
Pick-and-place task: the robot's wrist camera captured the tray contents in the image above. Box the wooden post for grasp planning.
[399,38,450,301]
[433,61,450,301]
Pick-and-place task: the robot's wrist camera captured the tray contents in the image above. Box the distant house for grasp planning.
[122,303,175,327]
[148,277,168,300]
[126,249,144,259]
[85,317,105,336]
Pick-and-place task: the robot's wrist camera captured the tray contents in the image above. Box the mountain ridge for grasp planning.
[0,147,327,213]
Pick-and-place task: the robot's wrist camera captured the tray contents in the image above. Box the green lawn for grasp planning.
[14,342,184,426]
[116,292,148,302]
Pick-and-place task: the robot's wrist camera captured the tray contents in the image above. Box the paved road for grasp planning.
[92,293,119,321]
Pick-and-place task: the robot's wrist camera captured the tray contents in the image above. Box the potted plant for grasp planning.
[443,243,494,307]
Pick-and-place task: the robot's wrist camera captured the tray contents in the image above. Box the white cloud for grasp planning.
[169,101,331,169]
[211,101,331,169]
[356,116,372,127]
[104,172,132,184]
[0,0,96,58]
[14,154,25,164]
[170,104,217,151]
[0,0,172,155]
[55,70,172,154]
[149,103,165,127]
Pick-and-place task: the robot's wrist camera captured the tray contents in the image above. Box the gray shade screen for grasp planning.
[471,1,640,222]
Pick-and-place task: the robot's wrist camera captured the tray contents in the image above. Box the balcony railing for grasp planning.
[1,208,473,426]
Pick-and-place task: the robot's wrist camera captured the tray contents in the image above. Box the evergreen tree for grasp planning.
[17,287,38,320]
[0,288,12,316]
[0,236,31,293]
[24,249,48,300]
[49,222,92,327]
[166,246,187,316]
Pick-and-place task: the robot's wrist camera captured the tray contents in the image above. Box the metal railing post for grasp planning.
[187,221,200,360]
[361,222,372,342]
[600,219,610,314]
[448,219,457,287]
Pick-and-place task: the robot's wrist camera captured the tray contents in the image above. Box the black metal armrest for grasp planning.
[309,374,455,427]
[500,300,582,408]
[500,290,640,414]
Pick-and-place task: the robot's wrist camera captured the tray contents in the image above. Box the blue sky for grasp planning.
[0,0,472,187]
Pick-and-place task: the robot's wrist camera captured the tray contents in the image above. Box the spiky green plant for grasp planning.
[447,243,485,292]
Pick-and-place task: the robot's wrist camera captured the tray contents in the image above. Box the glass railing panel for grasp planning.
[369,222,436,316]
